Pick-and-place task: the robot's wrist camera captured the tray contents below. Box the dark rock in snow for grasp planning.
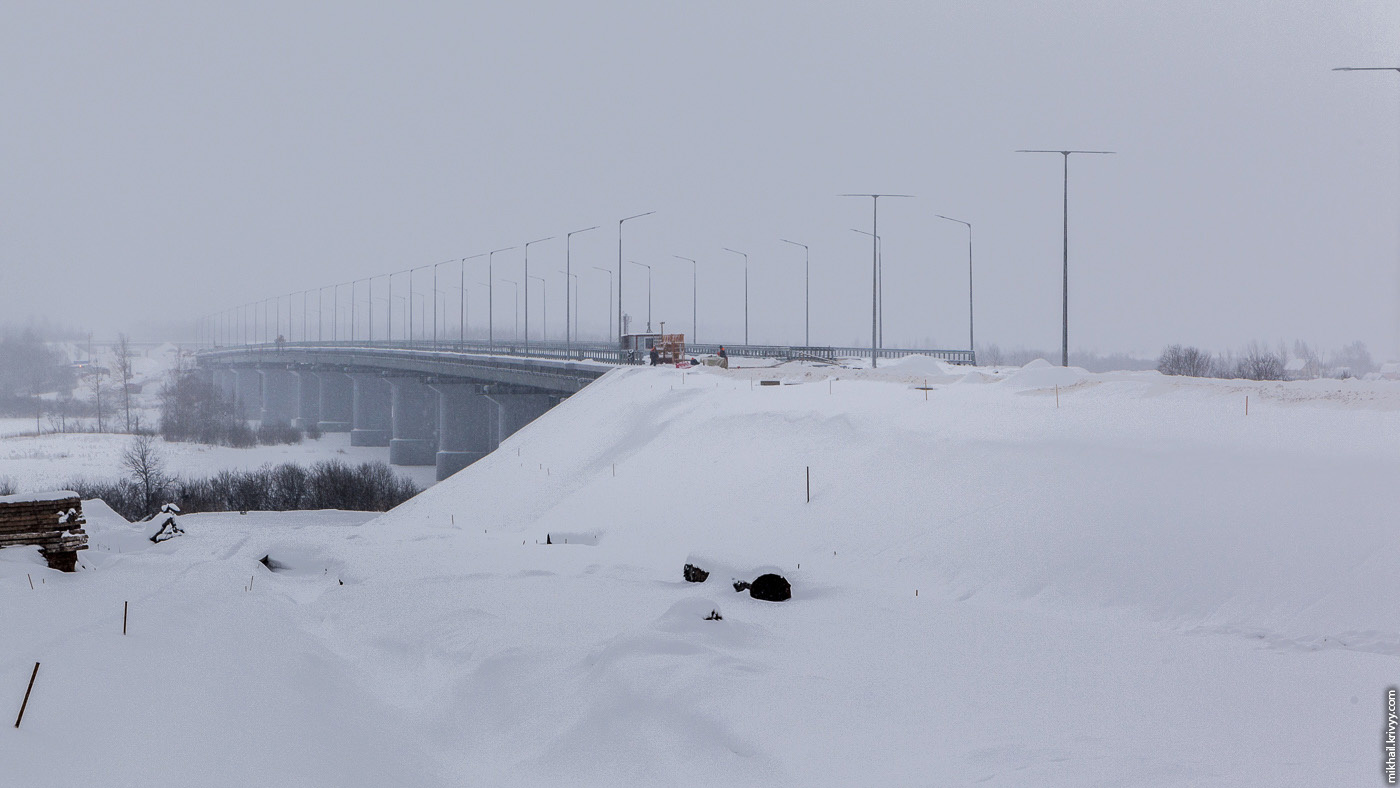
[683,563,710,583]
[748,573,791,602]
[259,554,288,572]
[732,580,750,593]
[705,609,723,620]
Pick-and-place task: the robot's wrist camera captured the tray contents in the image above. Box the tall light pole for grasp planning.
[499,279,519,341]
[618,211,656,341]
[1016,150,1115,367]
[487,247,516,353]
[1334,66,1400,361]
[722,248,749,346]
[522,236,555,354]
[840,194,912,368]
[432,259,454,349]
[332,283,347,341]
[935,214,975,353]
[529,274,547,341]
[565,225,599,354]
[779,239,809,346]
[851,229,882,351]
[673,255,697,342]
[558,270,580,348]
[460,253,485,345]
[592,266,613,341]
[627,261,652,332]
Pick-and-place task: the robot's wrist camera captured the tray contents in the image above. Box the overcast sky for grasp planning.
[3,1,1398,359]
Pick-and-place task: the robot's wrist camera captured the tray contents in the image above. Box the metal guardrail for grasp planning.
[195,339,975,366]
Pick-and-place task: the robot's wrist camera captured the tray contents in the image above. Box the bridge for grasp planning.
[195,339,974,481]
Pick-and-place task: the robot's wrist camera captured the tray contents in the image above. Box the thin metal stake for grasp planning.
[123,601,128,635]
[806,466,811,503]
[14,662,39,729]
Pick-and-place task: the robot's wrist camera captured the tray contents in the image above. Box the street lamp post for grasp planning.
[460,254,486,346]
[850,229,882,350]
[432,259,454,349]
[499,279,519,341]
[592,266,613,341]
[487,247,516,353]
[673,255,697,343]
[1016,149,1115,367]
[618,211,656,342]
[722,248,749,346]
[840,194,913,368]
[1334,66,1400,361]
[529,274,547,342]
[523,236,555,354]
[558,270,579,350]
[779,239,809,346]
[627,261,652,332]
[935,214,975,353]
[565,225,599,354]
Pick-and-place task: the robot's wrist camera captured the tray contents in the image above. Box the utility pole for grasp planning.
[1016,150,1115,367]
[592,266,614,341]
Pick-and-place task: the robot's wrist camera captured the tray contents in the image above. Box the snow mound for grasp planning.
[1001,358,1093,391]
[882,354,961,380]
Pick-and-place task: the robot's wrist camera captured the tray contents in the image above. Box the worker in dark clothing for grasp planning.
[649,346,660,366]
[717,345,728,369]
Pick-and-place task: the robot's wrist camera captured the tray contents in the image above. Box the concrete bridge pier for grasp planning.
[292,370,321,430]
[317,371,353,432]
[349,373,392,447]
[488,392,557,445]
[429,382,498,480]
[258,368,299,425]
[213,369,237,402]
[388,377,437,466]
[233,368,262,420]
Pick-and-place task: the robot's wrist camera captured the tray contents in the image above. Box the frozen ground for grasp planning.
[2,359,1398,785]
[0,430,438,492]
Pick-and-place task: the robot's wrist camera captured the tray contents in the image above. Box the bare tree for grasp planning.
[114,333,134,433]
[1157,345,1215,377]
[87,368,108,432]
[1234,341,1285,381]
[121,433,168,518]
[1333,340,1374,377]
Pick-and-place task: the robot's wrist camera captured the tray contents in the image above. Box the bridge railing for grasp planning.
[197,339,975,366]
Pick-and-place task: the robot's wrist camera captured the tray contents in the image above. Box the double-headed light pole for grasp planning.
[840,194,912,368]
[1016,150,1114,367]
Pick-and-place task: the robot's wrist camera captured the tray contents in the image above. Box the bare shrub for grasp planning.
[1157,345,1215,377]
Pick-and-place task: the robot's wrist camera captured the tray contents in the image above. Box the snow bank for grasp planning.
[3,365,1398,785]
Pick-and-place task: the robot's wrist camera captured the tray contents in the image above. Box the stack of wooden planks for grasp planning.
[0,491,89,572]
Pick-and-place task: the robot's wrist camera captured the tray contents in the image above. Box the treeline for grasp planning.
[159,369,317,446]
[65,459,420,522]
[0,329,77,416]
[1157,340,1375,380]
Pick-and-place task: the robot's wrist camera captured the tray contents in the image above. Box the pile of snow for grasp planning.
[881,353,962,381]
[999,357,1095,391]
[3,364,1398,785]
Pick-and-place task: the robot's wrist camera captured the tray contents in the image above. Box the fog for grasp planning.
[2,1,1397,360]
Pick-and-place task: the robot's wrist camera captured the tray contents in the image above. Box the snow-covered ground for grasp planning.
[3,359,1398,785]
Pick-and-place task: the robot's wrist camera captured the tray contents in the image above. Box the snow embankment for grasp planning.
[3,361,1398,785]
